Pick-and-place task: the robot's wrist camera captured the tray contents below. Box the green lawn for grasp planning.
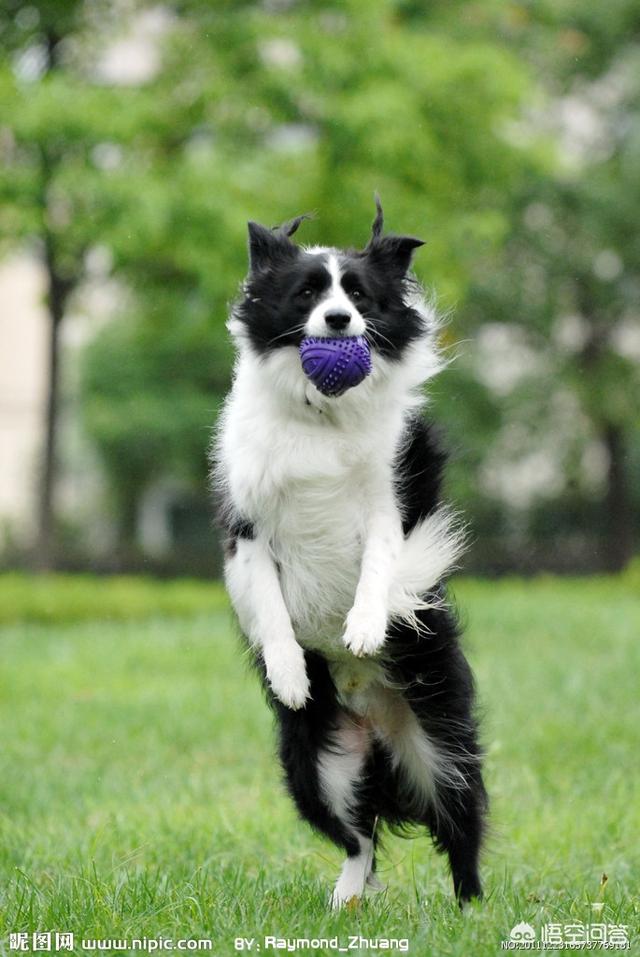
[0,575,638,956]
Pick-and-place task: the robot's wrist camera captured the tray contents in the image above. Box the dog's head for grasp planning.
[232,198,427,362]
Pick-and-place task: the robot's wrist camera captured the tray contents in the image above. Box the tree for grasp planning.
[11,1,634,574]
[0,1,162,566]
[462,0,640,570]
[79,0,531,566]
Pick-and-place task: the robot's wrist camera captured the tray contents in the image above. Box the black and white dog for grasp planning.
[213,200,487,908]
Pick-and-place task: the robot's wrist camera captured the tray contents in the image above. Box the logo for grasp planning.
[501,920,630,951]
[509,923,536,943]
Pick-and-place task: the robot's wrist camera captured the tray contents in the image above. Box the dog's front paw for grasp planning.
[265,641,310,710]
[343,604,388,658]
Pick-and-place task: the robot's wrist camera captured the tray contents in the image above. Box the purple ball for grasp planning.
[299,336,372,397]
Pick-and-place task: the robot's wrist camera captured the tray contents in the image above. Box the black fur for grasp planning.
[395,416,448,532]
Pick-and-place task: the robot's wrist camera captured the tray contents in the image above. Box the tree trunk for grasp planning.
[35,242,71,571]
[577,310,633,573]
[602,422,633,573]
[119,491,140,558]
[35,313,60,569]
[33,34,68,570]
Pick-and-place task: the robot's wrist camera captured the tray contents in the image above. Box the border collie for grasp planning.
[213,199,487,908]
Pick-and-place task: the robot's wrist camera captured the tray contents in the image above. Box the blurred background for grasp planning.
[1,0,639,579]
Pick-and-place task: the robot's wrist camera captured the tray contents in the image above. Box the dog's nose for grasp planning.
[324,310,351,332]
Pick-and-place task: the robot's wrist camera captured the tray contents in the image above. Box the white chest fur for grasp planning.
[218,347,408,647]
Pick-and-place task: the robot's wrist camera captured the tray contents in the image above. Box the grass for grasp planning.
[0,573,225,625]
[0,574,638,955]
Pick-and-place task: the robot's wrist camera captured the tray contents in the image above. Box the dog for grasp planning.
[213,199,487,908]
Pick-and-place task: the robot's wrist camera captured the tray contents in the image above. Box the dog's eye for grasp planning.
[350,289,363,300]
[298,287,314,299]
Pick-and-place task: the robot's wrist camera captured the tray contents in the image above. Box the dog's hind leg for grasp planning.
[367,686,486,905]
[381,605,488,905]
[423,768,486,904]
[329,833,376,909]
[274,652,376,908]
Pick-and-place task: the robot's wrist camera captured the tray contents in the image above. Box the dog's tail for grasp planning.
[388,507,466,625]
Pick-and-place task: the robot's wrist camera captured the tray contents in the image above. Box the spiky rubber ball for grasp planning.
[299,335,372,397]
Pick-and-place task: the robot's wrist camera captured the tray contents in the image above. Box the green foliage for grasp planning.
[77,0,532,547]
[82,314,227,510]
[0,59,155,265]
[1,0,638,570]
[164,1,529,299]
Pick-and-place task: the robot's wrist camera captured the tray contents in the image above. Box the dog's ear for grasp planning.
[369,193,385,243]
[367,234,425,275]
[247,214,311,272]
[364,194,425,276]
[247,221,292,272]
[278,212,313,238]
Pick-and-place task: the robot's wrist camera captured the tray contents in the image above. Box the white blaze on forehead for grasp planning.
[303,245,333,256]
[325,251,342,295]
[303,247,347,300]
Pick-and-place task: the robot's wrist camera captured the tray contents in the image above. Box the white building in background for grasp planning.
[0,244,198,565]
[0,239,206,567]
[0,250,114,558]
[0,6,172,562]
[0,254,48,549]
